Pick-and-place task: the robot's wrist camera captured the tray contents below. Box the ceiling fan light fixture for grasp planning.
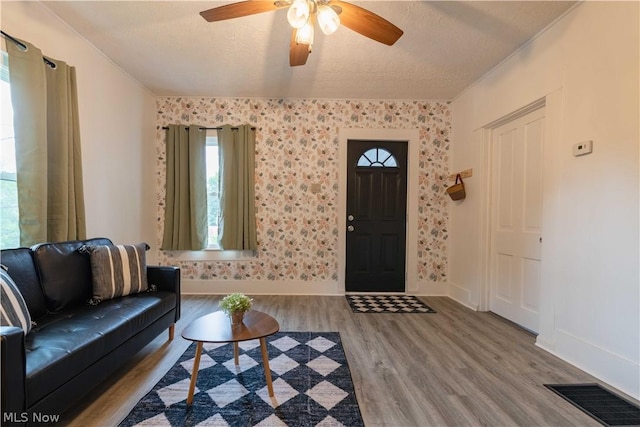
[287,0,310,29]
[199,0,404,67]
[317,4,340,35]
[295,20,314,46]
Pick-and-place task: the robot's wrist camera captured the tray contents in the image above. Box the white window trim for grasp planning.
[167,130,257,261]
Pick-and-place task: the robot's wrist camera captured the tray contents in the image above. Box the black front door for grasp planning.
[346,140,408,292]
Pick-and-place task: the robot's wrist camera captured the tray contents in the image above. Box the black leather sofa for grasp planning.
[0,238,180,424]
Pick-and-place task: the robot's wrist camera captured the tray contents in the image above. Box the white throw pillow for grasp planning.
[0,266,33,334]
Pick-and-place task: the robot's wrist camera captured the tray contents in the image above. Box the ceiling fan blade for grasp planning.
[200,1,287,22]
[290,29,310,66]
[331,1,403,46]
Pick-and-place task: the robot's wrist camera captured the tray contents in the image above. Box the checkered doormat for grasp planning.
[120,332,363,427]
[346,295,436,313]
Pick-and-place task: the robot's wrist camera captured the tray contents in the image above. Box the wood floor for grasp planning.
[61,295,623,426]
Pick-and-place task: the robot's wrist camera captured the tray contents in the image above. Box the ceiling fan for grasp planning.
[200,0,404,66]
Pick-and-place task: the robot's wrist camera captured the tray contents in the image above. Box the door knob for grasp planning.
[347,215,354,221]
[347,225,354,232]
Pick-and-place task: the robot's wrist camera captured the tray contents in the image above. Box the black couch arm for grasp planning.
[1,326,26,416]
[147,266,180,322]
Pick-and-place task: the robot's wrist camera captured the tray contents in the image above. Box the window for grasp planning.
[0,50,19,249]
[205,131,220,249]
[357,148,398,167]
[174,128,255,260]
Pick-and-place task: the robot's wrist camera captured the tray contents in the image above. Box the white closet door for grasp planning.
[489,107,544,333]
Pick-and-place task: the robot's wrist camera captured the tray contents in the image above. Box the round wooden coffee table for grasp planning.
[181,310,280,405]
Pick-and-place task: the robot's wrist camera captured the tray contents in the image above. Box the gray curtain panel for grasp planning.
[161,124,208,250]
[218,124,257,250]
[7,38,86,246]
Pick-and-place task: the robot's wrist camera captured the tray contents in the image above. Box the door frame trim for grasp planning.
[479,99,545,312]
[338,128,419,294]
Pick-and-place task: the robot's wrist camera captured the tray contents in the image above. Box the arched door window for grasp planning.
[356,148,398,167]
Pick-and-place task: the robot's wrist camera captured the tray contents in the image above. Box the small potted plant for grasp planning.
[219,293,253,325]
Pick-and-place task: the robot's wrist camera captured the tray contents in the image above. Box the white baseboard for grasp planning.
[536,329,640,401]
[182,279,343,295]
[182,279,451,296]
[414,280,448,296]
[447,282,479,311]
[534,334,555,352]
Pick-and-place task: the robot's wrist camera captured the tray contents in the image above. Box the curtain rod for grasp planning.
[1,30,57,69]
[162,126,256,131]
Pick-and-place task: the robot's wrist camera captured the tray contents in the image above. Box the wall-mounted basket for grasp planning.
[446,174,466,201]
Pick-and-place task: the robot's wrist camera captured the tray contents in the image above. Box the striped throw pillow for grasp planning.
[86,243,149,303]
[1,266,33,333]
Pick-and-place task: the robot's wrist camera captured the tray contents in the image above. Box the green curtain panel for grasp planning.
[7,38,86,246]
[161,124,208,250]
[218,124,257,251]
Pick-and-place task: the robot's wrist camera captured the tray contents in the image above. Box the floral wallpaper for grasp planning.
[155,98,450,284]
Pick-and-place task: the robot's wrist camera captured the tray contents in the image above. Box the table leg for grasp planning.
[187,341,204,405]
[259,337,274,397]
[234,342,239,365]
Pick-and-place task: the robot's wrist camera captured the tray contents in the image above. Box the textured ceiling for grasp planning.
[42,1,576,99]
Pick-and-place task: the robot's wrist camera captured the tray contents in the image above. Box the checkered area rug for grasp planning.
[119,332,363,427]
[346,295,437,313]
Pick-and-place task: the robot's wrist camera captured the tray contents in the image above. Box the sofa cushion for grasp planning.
[85,243,149,303]
[32,238,113,312]
[1,267,33,333]
[24,290,176,407]
[0,247,47,321]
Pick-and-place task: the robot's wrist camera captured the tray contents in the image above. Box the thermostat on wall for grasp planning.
[573,140,593,156]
